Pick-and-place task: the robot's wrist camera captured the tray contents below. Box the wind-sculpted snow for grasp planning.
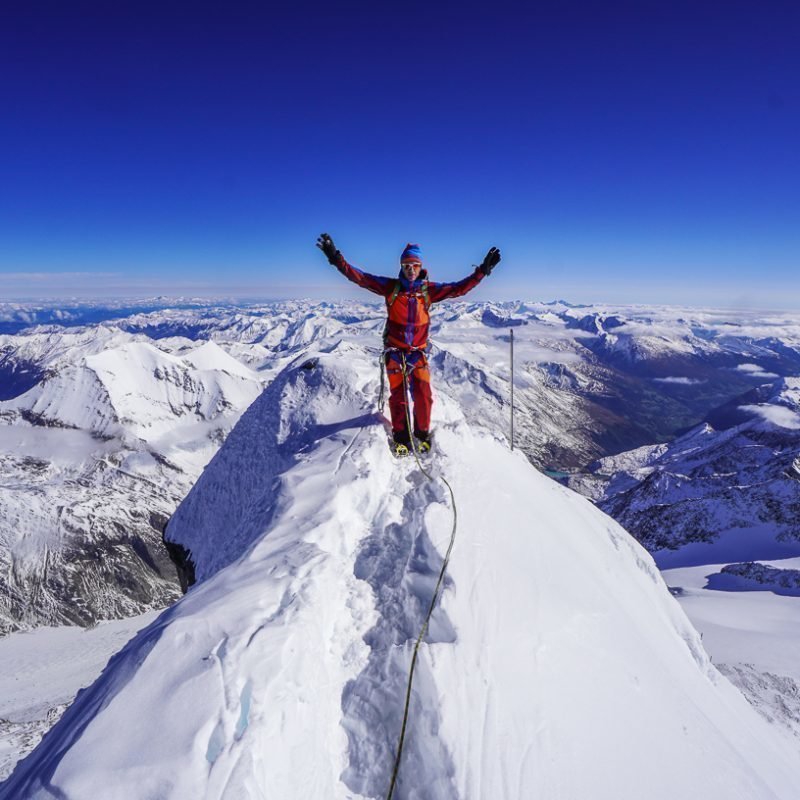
[4,347,800,799]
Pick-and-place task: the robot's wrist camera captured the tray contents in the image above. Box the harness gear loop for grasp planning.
[385,352,458,800]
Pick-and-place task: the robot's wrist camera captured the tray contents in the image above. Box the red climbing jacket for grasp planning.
[332,252,487,440]
[333,254,486,350]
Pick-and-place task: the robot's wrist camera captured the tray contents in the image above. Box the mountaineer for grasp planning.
[317,233,501,456]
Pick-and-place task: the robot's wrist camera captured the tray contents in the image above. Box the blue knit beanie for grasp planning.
[400,243,422,264]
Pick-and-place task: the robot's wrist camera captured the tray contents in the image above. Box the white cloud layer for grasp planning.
[736,363,780,379]
[740,404,800,430]
[653,377,706,385]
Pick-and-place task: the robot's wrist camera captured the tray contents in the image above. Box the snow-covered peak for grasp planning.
[5,344,799,799]
[0,324,143,371]
[180,340,261,381]
[4,340,264,445]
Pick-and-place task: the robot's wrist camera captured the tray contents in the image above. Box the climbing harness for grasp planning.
[385,352,458,800]
[377,345,426,413]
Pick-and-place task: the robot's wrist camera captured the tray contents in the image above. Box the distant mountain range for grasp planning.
[1,299,799,633]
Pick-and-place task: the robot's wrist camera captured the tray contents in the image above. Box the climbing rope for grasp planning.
[378,350,386,411]
[385,352,459,800]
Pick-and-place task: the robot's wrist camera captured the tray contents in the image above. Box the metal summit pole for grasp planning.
[510,327,515,450]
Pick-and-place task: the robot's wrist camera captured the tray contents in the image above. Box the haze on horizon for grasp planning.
[0,274,797,314]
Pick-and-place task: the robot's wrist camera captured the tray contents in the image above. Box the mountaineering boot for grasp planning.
[414,429,432,454]
[393,442,410,458]
[393,428,411,458]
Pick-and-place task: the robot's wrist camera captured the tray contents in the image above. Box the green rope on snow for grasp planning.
[385,353,459,800]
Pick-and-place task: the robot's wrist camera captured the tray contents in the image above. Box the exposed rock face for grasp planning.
[161,524,196,593]
[717,664,800,741]
[711,563,800,596]
[0,459,183,634]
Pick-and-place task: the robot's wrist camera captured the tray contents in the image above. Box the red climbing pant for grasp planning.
[385,350,432,437]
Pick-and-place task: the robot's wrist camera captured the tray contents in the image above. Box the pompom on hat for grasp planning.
[400,243,422,265]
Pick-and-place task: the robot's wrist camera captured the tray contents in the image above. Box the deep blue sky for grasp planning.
[1,1,798,307]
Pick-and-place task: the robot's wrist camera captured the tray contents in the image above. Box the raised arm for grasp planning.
[427,247,501,303]
[317,233,393,297]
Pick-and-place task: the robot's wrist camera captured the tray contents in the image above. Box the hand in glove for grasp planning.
[316,233,341,266]
[478,247,501,276]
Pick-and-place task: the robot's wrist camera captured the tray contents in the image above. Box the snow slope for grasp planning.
[0,611,160,780]
[4,344,799,800]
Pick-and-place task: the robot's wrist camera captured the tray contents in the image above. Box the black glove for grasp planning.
[316,233,341,266]
[478,246,501,276]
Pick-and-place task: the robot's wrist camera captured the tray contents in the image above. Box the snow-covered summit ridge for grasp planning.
[5,344,800,799]
[165,341,379,584]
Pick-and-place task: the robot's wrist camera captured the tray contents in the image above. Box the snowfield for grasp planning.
[4,345,799,799]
